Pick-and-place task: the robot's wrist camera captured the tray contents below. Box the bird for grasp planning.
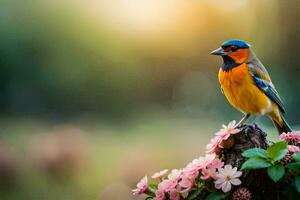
[210,39,292,134]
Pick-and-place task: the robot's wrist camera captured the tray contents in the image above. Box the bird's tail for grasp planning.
[270,112,292,134]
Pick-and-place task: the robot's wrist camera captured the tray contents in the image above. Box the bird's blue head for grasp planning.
[221,39,250,49]
[210,39,252,71]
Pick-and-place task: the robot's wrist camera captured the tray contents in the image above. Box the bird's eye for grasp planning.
[231,46,238,52]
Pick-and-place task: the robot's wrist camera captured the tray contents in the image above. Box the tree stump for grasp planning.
[204,124,284,200]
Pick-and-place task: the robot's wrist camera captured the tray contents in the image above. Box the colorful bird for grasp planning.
[210,39,292,134]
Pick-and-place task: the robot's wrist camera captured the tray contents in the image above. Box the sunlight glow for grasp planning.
[85,0,197,38]
[101,0,185,34]
[79,0,254,54]
[206,0,249,12]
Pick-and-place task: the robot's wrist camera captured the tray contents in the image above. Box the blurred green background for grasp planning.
[0,0,299,199]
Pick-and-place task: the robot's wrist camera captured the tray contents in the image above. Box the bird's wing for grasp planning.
[247,58,271,82]
[247,61,286,113]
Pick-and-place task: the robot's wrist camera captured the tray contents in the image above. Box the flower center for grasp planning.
[226,128,232,133]
[225,175,231,181]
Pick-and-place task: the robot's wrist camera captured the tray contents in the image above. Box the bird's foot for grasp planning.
[234,114,251,129]
[233,123,242,129]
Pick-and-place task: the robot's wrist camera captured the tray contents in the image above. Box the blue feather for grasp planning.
[252,76,286,113]
[222,39,250,49]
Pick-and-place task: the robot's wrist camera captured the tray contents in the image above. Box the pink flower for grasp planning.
[154,169,182,200]
[132,176,148,196]
[288,145,300,154]
[201,157,224,180]
[280,131,300,145]
[158,179,178,192]
[169,189,181,200]
[206,121,241,154]
[152,169,169,179]
[182,154,221,181]
[208,158,224,169]
[155,178,178,200]
[233,187,252,200]
[216,120,241,140]
[206,135,223,154]
[154,189,165,200]
[178,175,194,193]
[198,154,217,169]
[183,163,199,179]
[189,158,203,169]
[214,165,242,193]
[201,167,217,180]
[168,169,182,180]
[182,155,214,179]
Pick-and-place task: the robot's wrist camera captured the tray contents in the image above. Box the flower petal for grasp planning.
[231,129,240,134]
[230,178,241,186]
[228,167,237,176]
[222,181,232,192]
[215,182,223,189]
[228,120,236,128]
[224,165,232,173]
[218,167,225,174]
[215,178,225,185]
[233,171,242,178]
[223,134,230,140]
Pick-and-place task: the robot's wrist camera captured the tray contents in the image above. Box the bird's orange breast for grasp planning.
[218,63,271,114]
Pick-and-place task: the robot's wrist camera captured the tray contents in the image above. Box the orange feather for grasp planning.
[218,63,272,115]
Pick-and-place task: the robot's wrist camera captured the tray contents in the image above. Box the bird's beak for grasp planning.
[210,47,227,56]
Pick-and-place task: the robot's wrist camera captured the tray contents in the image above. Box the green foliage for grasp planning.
[293,153,300,162]
[287,163,300,171]
[267,141,288,162]
[241,157,271,170]
[267,164,285,182]
[242,148,268,159]
[242,141,288,171]
[295,176,300,193]
[148,183,158,196]
[186,182,205,200]
[288,153,300,172]
[187,189,203,200]
[205,192,226,200]
[241,141,288,183]
[149,183,158,189]
[286,153,300,193]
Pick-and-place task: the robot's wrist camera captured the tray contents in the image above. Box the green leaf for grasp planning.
[205,193,225,200]
[242,148,268,158]
[293,153,300,162]
[149,183,158,189]
[148,183,158,195]
[241,157,271,170]
[287,163,300,171]
[187,189,202,200]
[267,141,288,161]
[196,182,205,189]
[295,176,300,193]
[267,164,285,182]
